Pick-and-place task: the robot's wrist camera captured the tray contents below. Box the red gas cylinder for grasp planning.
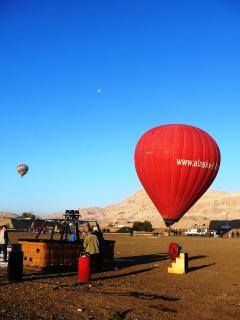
[78,252,91,282]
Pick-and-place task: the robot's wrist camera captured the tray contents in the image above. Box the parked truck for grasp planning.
[185,228,207,236]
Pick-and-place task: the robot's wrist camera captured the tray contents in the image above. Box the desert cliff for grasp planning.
[45,190,240,228]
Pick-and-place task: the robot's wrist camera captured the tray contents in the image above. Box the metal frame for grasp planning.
[35,209,99,241]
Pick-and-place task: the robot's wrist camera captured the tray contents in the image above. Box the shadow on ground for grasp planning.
[0,253,215,285]
[115,252,169,269]
[107,309,132,320]
[100,290,180,302]
[188,255,208,261]
[149,304,178,313]
[49,266,157,289]
[187,255,215,272]
[0,252,168,285]
[188,263,216,273]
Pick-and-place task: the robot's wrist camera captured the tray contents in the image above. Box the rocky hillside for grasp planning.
[44,190,240,229]
[0,212,18,219]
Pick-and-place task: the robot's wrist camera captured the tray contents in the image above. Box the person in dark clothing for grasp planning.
[93,225,106,270]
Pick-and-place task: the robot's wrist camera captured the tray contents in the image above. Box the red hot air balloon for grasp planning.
[134,124,221,227]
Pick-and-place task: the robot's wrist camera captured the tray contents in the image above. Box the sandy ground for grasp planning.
[0,234,240,320]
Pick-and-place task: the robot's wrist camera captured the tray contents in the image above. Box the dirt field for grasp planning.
[0,233,240,320]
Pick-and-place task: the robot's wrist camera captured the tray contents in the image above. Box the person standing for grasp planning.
[0,225,9,262]
[93,225,106,270]
[83,229,99,272]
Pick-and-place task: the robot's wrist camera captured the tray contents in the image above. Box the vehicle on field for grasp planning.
[185,228,207,236]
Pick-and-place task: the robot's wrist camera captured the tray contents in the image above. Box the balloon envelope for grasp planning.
[17,164,29,177]
[134,124,221,227]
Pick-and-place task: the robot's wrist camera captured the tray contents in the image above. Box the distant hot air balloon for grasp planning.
[134,124,221,227]
[17,164,29,177]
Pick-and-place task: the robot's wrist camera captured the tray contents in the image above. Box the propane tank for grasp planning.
[78,252,91,282]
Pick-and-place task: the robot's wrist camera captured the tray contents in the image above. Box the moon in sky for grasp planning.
[97,89,102,94]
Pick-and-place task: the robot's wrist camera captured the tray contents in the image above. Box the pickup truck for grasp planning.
[185,228,207,236]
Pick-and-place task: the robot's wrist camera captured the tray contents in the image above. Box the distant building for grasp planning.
[209,219,240,230]
[209,220,240,236]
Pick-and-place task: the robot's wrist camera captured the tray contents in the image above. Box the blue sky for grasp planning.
[1,0,240,215]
